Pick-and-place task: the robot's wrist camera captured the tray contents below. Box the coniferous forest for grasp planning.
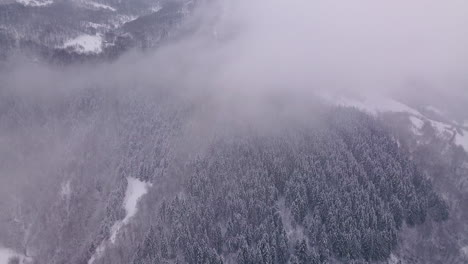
[130,108,448,264]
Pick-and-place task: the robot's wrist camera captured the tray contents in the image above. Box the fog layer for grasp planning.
[3,0,468,111]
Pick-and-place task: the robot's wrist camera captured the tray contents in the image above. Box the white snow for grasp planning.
[0,247,31,264]
[83,22,111,31]
[429,119,454,138]
[319,92,421,117]
[88,177,152,264]
[87,243,105,264]
[85,1,116,11]
[388,254,400,264]
[462,246,468,258]
[151,4,162,13]
[110,15,138,28]
[336,96,420,116]
[409,116,424,130]
[455,130,468,151]
[110,177,152,242]
[409,116,425,135]
[0,248,15,264]
[319,92,460,141]
[63,34,103,54]
[16,0,53,7]
[123,177,151,222]
[60,180,71,198]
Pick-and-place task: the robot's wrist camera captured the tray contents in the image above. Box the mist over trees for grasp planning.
[0,81,449,263]
[130,108,448,264]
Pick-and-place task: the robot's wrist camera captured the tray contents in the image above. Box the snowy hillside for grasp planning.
[322,93,468,152]
[0,0,188,63]
[79,1,116,11]
[62,34,103,54]
[89,177,152,264]
[16,0,53,7]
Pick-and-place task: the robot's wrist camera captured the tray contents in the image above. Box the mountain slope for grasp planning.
[0,84,449,263]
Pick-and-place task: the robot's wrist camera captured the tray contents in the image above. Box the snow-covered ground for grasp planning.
[409,116,425,135]
[0,248,15,264]
[62,34,103,54]
[84,1,116,12]
[319,92,421,117]
[110,15,138,28]
[455,130,468,151]
[320,93,463,148]
[429,119,454,137]
[407,112,467,151]
[110,177,152,242]
[0,247,31,264]
[60,180,72,199]
[461,246,468,258]
[333,95,420,116]
[16,0,53,7]
[88,177,152,264]
[151,4,162,13]
[388,254,401,264]
[83,22,111,31]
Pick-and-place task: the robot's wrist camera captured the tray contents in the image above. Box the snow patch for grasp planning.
[0,248,15,264]
[63,34,103,54]
[151,4,162,13]
[85,1,116,11]
[409,116,425,135]
[83,22,111,31]
[339,97,420,116]
[388,254,400,264]
[455,130,468,151]
[462,246,468,258]
[88,177,152,264]
[429,120,454,137]
[320,93,421,117]
[0,247,31,264]
[87,243,105,264]
[111,15,138,28]
[16,0,53,7]
[319,93,461,146]
[60,180,71,199]
[110,177,152,242]
[124,177,151,221]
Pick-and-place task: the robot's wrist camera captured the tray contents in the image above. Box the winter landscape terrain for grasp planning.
[1,0,468,264]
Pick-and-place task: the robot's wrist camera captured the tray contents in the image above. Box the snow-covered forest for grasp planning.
[1,0,468,263]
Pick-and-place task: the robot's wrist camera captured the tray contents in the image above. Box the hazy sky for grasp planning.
[215,0,468,102]
[2,0,468,118]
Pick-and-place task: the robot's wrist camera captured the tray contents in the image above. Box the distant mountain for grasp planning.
[0,0,194,64]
